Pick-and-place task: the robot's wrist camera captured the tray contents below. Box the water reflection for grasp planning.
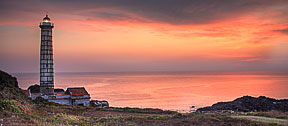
[16,72,288,112]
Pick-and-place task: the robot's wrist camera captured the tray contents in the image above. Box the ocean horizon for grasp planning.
[14,71,288,112]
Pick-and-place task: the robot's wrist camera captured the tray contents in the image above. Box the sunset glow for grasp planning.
[0,0,288,72]
[1,1,288,123]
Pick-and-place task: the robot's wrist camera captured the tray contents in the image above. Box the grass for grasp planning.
[32,97,63,106]
[231,115,288,126]
[0,99,24,114]
[26,111,273,126]
[94,107,177,114]
[1,99,287,126]
[244,111,288,119]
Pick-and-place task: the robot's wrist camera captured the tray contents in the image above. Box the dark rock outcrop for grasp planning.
[0,70,26,100]
[197,96,288,112]
[28,84,40,93]
[0,70,31,117]
[0,70,18,90]
[54,89,64,92]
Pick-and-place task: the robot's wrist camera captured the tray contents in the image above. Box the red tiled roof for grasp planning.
[22,90,29,97]
[67,87,89,96]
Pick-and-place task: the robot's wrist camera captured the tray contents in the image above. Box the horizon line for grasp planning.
[10,70,288,75]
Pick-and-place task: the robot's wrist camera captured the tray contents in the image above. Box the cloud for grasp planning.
[1,0,288,25]
[1,0,288,73]
[274,28,288,34]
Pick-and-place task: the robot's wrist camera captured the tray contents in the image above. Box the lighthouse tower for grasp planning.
[39,14,54,95]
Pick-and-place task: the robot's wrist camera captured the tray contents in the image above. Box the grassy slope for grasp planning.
[231,115,288,126]
[4,104,288,126]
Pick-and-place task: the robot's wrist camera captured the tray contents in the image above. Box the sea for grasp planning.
[13,72,288,112]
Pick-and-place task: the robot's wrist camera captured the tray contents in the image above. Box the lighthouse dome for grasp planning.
[43,15,50,22]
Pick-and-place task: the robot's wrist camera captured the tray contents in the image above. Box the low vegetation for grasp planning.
[0,100,24,113]
[94,107,177,114]
[232,115,288,126]
[2,100,287,126]
[32,97,62,106]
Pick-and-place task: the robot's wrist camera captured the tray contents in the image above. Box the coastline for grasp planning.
[1,70,288,125]
[14,72,288,112]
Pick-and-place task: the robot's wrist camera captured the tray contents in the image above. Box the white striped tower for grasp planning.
[39,14,54,95]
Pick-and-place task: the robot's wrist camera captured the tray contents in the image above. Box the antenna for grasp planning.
[46,11,48,16]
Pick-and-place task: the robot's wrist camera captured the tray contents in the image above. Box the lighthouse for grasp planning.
[24,14,91,106]
[39,14,54,95]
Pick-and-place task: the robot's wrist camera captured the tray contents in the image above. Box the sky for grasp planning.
[0,0,288,73]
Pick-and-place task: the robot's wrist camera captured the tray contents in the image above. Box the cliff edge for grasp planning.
[0,70,27,100]
[197,96,288,112]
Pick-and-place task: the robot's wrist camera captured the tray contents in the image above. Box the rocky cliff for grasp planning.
[197,96,288,112]
[0,70,26,100]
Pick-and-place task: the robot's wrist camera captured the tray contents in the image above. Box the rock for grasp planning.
[28,84,40,93]
[0,70,18,90]
[0,70,27,100]
[197,96,288,112]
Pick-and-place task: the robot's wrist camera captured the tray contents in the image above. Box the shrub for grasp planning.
[98,107,177,114]
[32,97,62,106]
[0,100,24,113]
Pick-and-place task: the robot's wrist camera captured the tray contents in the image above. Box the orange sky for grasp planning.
[0,0,288,73]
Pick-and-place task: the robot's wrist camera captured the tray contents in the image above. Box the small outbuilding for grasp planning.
[65,87,91,106]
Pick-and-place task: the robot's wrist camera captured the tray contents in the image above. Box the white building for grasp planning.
[24,87,91,106]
